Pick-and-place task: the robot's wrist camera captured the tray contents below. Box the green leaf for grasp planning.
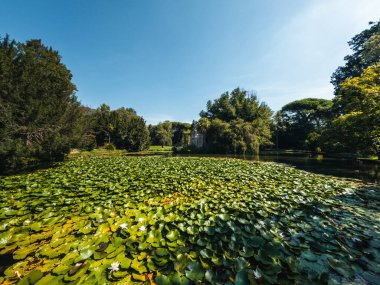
[155,247,169,256]
[18,270,43,285]
[35,274,63,285]
[155,274,171,285]
[30,222,42,232]
[166,230,180,241]
[131,258,147,274]
[235,269,250,285]
[185,262,204,281]
[79,248,93,260]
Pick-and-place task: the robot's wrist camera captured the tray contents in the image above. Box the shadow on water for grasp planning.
[258,155,380,184]
[177,153,380,184]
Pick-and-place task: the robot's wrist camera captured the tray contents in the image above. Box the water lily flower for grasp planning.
[138,217,144,223]
[108,262,120,273]
[139,225,146,231]
[119,223,127,229]
[253,268,262,279]
[0,237,9,245]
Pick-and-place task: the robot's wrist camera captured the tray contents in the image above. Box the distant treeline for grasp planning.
[0,21,379,173]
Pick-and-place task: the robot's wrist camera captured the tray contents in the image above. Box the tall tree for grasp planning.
[331,21,380,93]
[172,122,191,146]
[199,88,272,154]
[327,64,380,156]
[0,35,79,172]
[93,104,150,151]
[325,21,380,157]
[94,104,112,146]
[122,115,150,152]
[200,88,272,123]
[149,121,172,147]
[276,98,333,150]
[111,107,138,149]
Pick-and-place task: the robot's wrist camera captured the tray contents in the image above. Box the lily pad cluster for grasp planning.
[0,157,379,284]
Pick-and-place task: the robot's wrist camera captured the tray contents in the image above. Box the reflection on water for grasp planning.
[177,153,380,183]
[258,155,379,184]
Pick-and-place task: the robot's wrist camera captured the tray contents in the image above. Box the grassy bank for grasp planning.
[68,146,173,159]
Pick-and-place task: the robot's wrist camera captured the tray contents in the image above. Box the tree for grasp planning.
[276,98,333,150]
[0,35,79,172]
[70,106,97,151]
[200,88,272,123]
[149,121,172,147]
[199,88,272,154]
[111,107,138,148]
[327,64,380,156]
[122,115,150,152]
[331,21,380,93]
[324,21,380,157]
[205,119,233,153]
[172,122,191,146]
[93,104,150,151]
[94,104,112,146]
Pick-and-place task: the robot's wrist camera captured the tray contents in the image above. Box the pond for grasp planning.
[177,153,380,183]
[1,156,379,284]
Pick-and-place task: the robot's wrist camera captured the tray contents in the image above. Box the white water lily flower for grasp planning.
[139,225,146,231]
[253,268,262,279]
[108,262,120,273]
[0,237,9,245]
[119,223,128,229]
[138,217,144,223]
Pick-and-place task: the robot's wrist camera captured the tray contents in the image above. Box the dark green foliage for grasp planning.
[104,142,116,150]
[323,65,380,156]
[331,21,380,94]
[149,121,191,147]
[199,88,272,154]
[322,21,380,156]
[149,121,173,147]
[71,106,97,151]
[200,88,272,123]
[172,122,191,146]
[277,22,380,156]
[93,104,150,151]
[94,103,113,146]
[122,115,150,151]
[275,98,333,150]
[0,35,80,172]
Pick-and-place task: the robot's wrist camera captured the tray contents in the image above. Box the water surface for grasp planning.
[177,153,380,184]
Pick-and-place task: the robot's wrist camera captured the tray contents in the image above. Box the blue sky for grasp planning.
[1,1,379,124]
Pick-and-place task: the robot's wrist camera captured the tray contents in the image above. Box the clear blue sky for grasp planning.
[1,1,379,124]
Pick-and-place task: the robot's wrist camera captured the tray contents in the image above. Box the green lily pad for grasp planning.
[185,262,204,281]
